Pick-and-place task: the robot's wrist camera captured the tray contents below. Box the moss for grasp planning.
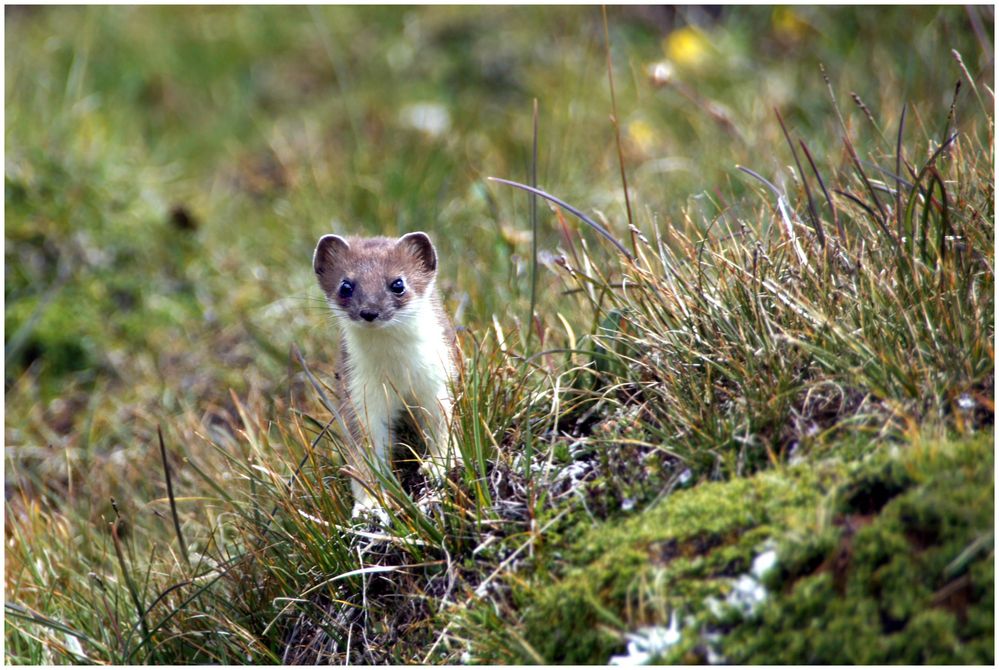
[465,432,993,664]
[837,458,915,515]
[575,460,842,562]
[511,462,844,663]
[5,289,97,379]
[716,432,994,664]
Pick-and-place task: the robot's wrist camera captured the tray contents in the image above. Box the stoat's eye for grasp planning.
[338,280,354,299]
[389,278,405,295]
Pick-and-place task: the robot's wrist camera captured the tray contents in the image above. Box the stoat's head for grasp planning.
[313,232,437,329]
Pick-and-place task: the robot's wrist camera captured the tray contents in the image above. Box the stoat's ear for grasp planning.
[313,234,350,276]
[398,232,437,274]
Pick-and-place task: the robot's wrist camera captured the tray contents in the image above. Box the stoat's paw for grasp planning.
[351,501,389,526]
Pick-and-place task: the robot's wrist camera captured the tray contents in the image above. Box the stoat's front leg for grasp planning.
[348,385,394,521]
[418,390,457,482]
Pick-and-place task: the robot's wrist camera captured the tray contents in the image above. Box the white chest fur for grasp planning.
[340,294,454,432]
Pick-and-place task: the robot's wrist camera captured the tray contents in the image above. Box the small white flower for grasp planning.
[647,60,675,87]
[399,102,451,137]
[957,394,975,411]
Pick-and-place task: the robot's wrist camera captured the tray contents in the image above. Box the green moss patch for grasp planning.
[504,460,846,663]
[463,431,993,664]
[710,432,994,664]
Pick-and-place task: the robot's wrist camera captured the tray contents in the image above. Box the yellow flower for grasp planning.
[627,119,659,154]
[663,25,710,69]
[772,7,810,42]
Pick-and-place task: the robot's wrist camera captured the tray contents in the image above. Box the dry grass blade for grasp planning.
[851,91,887,142]
[487,177,633,259]
[776,107,825,247]
[158,425,190,568]
[925,131,961,169]
[736,165,810,267]
[834,189,884,226]
[822,62,891,228]
[109,518,158,662]
[951,48,988,115]
[799,139,844,246]
[895,103,907,236]
[941,80,961,147]
[4,603,99,651]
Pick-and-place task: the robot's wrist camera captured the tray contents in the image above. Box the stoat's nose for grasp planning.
[359,310,379,322]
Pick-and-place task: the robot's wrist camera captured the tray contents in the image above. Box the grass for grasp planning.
[5,5,994,664]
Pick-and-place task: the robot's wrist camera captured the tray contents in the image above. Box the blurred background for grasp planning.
[6,0,993,541]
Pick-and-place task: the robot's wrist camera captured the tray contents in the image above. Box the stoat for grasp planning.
[312,232,459,519]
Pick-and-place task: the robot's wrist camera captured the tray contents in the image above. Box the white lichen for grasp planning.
[700,545,780,662]
[609,611,682,665]
[751,547,778,580]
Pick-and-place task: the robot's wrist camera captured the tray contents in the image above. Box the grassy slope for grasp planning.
[5,6,994,664]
